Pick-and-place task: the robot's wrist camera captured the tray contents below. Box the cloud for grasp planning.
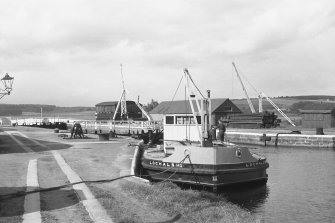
[0,0,335,106]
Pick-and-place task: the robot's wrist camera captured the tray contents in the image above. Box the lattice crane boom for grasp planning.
[261,92,296,127]
[232,62,256,114]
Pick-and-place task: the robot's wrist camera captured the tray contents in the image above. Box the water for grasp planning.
[221,146,335,223]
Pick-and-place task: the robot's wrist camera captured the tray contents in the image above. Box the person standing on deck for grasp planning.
[217,119,226,142]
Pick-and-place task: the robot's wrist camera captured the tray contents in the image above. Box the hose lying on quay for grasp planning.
[0,174,136,201]
[0,151,190,202]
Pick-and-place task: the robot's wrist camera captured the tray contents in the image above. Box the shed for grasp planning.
[95,101,143,120]
[149,98,242,124]
[300,109,335,128]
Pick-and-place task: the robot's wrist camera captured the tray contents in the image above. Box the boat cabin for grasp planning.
[164,114,203,142]
[150,98,241,124]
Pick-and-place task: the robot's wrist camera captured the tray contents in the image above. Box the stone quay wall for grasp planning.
[226,131,335,148]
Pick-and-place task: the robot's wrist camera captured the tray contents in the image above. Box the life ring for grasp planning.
[184,148,191,157]
[236,148,242,158]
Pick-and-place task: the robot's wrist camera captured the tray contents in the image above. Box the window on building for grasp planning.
[165,116,174,124]
[224,106,232,111]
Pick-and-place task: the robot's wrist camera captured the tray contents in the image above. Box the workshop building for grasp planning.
[95,101,143,120]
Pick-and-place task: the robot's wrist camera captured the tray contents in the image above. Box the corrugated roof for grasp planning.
[95,101,118,106]
[150,98,229,114]
[95,100,137,107]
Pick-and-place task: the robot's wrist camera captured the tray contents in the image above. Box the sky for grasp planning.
[1,0,335,106]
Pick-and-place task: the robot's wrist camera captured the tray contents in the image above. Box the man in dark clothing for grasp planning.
[217,120,226,142]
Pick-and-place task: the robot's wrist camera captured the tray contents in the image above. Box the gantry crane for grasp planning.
[113,64,153,122]
[113,64,128,120]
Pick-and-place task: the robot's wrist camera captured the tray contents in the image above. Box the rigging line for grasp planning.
[185,70,205,99]
[162,75,184,117]
[237,66,259,95]
[231,64,234,98]
[185,85,188,141]
[157,154,189,183]
[139,153,190,178]
[120,63,126,91]
[187,155,201,185]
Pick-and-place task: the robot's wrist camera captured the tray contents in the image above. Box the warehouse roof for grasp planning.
[150,98,237,114]
[95,101,118,106]
[95,100,137,107]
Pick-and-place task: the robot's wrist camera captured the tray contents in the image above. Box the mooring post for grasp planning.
[260,133,271,146]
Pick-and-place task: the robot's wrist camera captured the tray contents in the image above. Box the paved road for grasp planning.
[0,126,136,223]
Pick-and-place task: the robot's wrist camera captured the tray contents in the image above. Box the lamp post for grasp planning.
[0,73,14,100]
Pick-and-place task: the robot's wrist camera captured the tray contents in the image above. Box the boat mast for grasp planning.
[183,69,210,146]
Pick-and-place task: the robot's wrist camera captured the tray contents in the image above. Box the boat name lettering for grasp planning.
[246,161,266,167]
[149,161,183,168]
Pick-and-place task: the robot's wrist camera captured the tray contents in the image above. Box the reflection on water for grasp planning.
[218,182,269,211]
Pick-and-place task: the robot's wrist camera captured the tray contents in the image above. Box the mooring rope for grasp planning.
[186,155,201,185]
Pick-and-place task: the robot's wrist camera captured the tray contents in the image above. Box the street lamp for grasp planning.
[0,73,14,99]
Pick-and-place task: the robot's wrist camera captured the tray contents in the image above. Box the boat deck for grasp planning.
[144,149,166,159]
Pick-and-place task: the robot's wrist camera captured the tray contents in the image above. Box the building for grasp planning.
[95,101,143,120]
[300,109,335,128]
[149,98,242,124]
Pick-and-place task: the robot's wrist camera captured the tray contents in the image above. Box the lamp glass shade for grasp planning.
[1,73,14,90]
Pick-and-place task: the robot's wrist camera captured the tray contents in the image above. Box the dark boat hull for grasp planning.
[141,159,269,191]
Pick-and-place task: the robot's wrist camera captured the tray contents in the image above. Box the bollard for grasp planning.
[316,128,324,135]
[98,133,110,141]
[260,133,271,146]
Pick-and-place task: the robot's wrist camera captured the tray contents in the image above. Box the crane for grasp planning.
[232,62,256,113]
[113,64,153,122]
[261,92,296,127]
[113,64,128,120]
[231,63,295,126]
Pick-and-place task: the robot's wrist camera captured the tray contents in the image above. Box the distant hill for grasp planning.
[0,104,95,116]
[231,95,335,114]
[289,95,335,101]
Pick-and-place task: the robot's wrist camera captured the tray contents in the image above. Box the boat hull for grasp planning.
[141,159,269,190]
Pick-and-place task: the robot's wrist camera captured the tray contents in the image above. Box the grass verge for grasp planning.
[91,180,263,223]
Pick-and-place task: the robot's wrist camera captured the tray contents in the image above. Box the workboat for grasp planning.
[140,69,269,192]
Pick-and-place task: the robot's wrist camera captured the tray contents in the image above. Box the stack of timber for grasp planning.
[227,111,281,128]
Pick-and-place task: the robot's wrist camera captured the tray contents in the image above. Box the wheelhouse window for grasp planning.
[165,116,174,124]
[175,116,201,125]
